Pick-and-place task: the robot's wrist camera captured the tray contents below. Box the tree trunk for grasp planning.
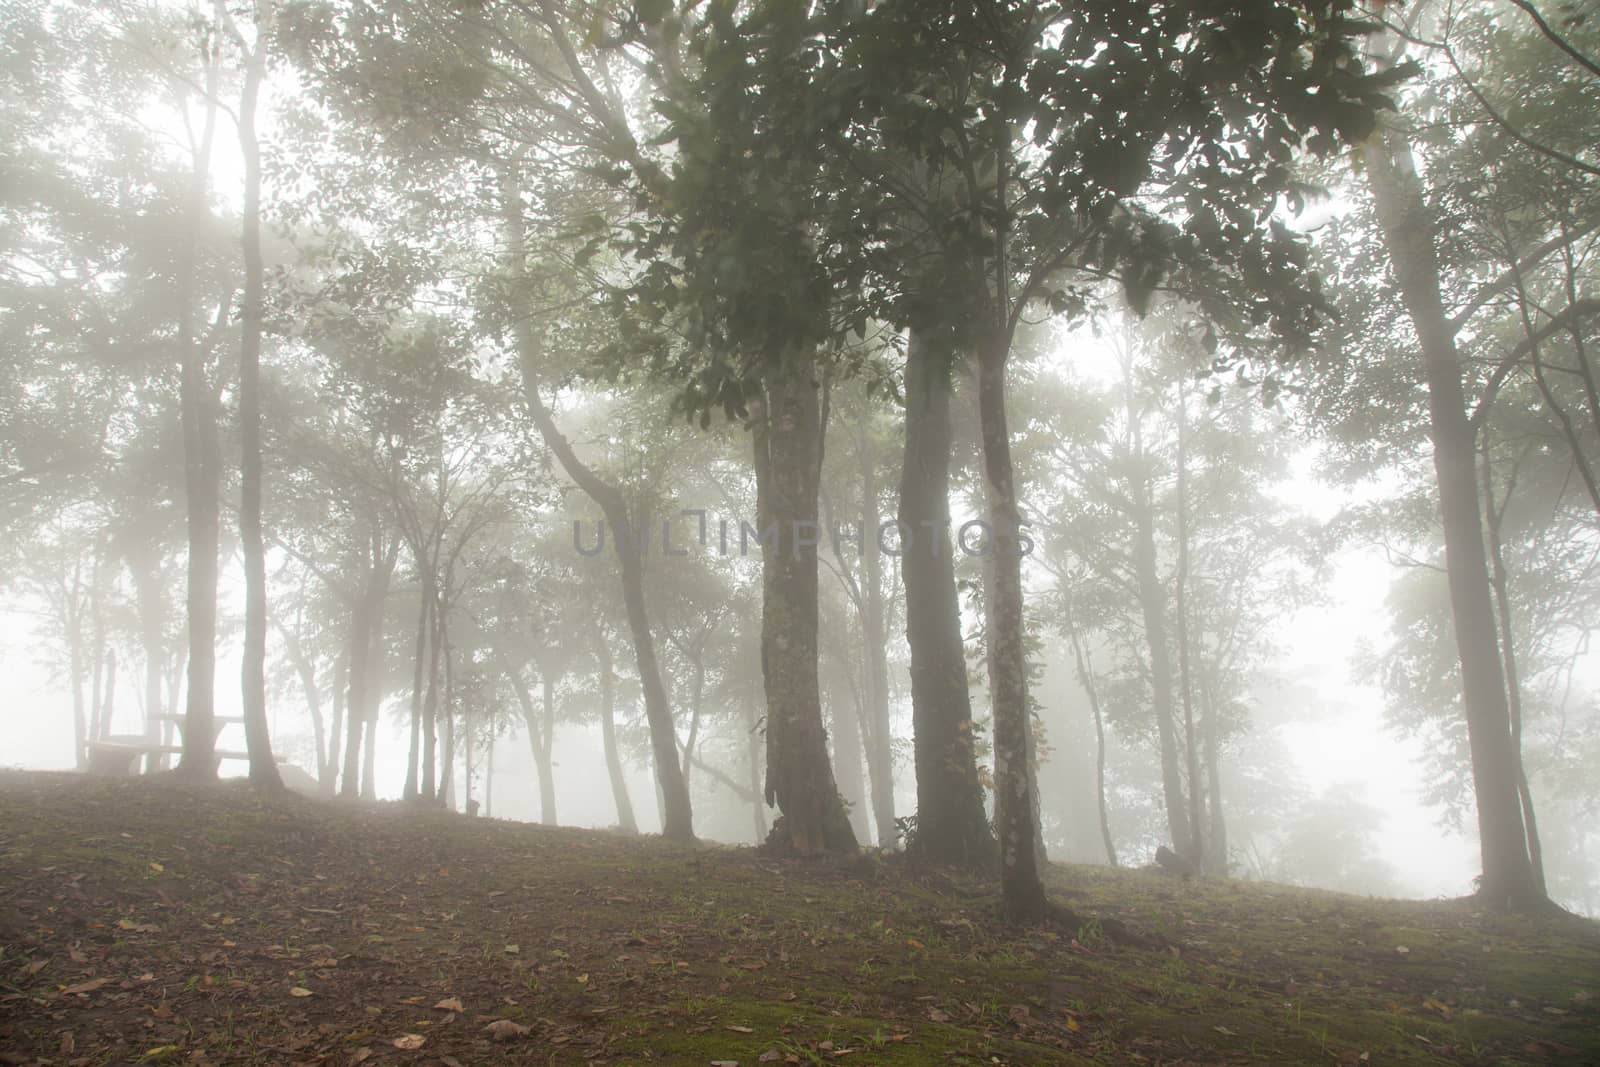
[856,435,898,848]
[1064,605,1117,867]
[235,4,282,794]
[1363,126,1542,909]
[1174,379,1204,867]
[1202,678,1227,876]
[593,619,638,833]
[68,559,88,770]
[898,330,995,865]
[326,646,346,794]
[745,677,768,842]
[1133,484,1192,859]
[976,337,1047,920]
[341,555,372,798]
[441,641,456,809]
[403,571,431,801]
[1479,438,1548,896]
[420,582,446,802]
[827,657,873,844]
[175,14,224,782]
[499,164,694,841]
[755,358,858,854]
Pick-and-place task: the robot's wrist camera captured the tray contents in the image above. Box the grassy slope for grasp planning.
[0,771,1595,1066]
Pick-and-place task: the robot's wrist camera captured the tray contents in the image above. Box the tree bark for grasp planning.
[1131,416,1192,858]
[826,656,873,844]
[1064,603,1117,867]
[856,432,897,847]
[1174,378,1204,867]
[421,580,446,801]
[403,572,431,801]
[899,330,995,866]
[235,1,282,794]
[175,9,224,782]
[593,618,638,833]
[976,336,1047,919]
[1479,438,1547,896]
[756,358,858,854]
[499,164,693,840]
[1363,125,1542,908]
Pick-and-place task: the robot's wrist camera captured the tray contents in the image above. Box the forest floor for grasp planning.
[0,772,1596,1067]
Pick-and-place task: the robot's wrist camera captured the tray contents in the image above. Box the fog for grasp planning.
[4,0,1597,925]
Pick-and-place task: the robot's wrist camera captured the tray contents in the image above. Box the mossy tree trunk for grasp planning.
[755,357,857,854]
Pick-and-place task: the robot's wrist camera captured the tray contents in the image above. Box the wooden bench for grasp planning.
[86,721,250,776]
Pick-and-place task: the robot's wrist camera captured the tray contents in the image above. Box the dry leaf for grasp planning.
[433,997,464,1013]
[484,1019,530,1041]
[349,1048,371,1063]
[391,1033,426,1050]
[289,987,315,998]
[726,1025,754,1033]
[61,977,112,995]
[22,958,48,976]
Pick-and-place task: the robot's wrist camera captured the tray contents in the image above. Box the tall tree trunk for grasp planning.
[1363,125,1541,909]
[1174,379,1204,867]
[326,645,346,794]
[68,560,88,769]
[755,358,857,854]
[1201,677,1227,876]
[1064,604,1117,867]
[235,2,282,794]
[744,677,768,842]
[680,651,706,792]
[403,573,431,802]
[856,435,897,848]
[898,330,995,865]
[593,619,638,833]
[1479,438,1547,896]
[341,550,372,798]
[441,642,457,809]
[175,11,224,782]
[88,564,105,747]
[976,335,1047,920]
[502,657,557,825]
[827,657,873,844]
[421,582,446,802]
[1133,476,1192,858]
[499,165,693,840]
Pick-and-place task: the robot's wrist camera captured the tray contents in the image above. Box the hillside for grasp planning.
[1,771,1595,1066]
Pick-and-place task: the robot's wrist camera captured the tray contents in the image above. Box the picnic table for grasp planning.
[85,715,249,775]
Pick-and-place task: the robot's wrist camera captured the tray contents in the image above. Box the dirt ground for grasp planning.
[1,770,1596,1065]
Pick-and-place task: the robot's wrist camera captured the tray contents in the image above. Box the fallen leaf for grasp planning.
[433,997,464,1013]
[760,1052,783,1063]
[391,1033,426,1050]
[61,977,112,995]
[503,944,519,955]
[349,1048,371,1063]
[22,958,48,976]
[289,987,315,998]
[726,1025,754,1033]
[484,1019,530,1041]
